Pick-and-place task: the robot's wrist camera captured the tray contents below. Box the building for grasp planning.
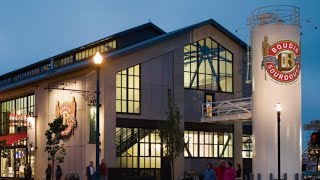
[0,19,252,179]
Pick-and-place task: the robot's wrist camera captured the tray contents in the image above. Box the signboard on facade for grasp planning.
[55,97,77,137]
[261,36,301,84]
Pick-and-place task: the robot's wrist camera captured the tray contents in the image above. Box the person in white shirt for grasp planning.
[86,161,94,180]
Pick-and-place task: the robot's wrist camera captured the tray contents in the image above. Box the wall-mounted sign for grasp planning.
[261,36,301,84]
[55,97,77,137]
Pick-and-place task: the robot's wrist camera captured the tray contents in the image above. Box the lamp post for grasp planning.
[94,52,103,179]
[276,103,282,180]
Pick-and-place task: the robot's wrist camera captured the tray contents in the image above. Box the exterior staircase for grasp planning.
[116,128,153,156]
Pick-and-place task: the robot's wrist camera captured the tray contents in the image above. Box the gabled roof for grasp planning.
[108,19,248,59]
[0,19,248,92]
[0,22,165,78]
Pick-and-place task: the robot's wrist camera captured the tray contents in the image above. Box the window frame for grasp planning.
[116,64,141,114]
[183,37,234,93]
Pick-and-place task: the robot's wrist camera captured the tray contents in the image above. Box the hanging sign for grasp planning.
[55,97,77,137]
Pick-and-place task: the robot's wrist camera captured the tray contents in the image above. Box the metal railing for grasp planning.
[249,5,300,29]
[202,97,252,118]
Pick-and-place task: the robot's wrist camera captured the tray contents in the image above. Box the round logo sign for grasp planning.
[261,37,301,83]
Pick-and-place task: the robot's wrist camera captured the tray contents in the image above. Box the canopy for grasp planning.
[0,133,27,147]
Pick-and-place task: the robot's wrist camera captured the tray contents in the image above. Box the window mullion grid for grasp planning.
[126,69,129,113]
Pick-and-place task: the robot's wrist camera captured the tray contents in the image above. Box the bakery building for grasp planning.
[0,19,252,179]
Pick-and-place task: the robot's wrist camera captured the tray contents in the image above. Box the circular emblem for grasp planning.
[262,38,301,83]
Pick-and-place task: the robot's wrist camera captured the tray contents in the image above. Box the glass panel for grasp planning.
[116,100,121,112]
[121,75,127,87]
[116,74,121,87]
[139,157,145,168]
[116,88,121,99]
[134,102,140,113]
[121,88,127,100]
[134,65,140,76]
[134,77,139,89]
[128,67,134,75]
[128,76,133,88]
[199,59,205,74]
[198,74,205,90]
[206,75,212,90]
[128,101,133,113]
[134,90,140,101]
[184,72,190,88]
[226,76,233,92]
[226,61,232,75]
[128,89,133,100]
[219,76,226,92]
[220,60,226,74]
[121,101,127,112]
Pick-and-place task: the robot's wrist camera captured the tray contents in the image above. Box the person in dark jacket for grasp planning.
[45,164,52,180]
[56,165,63,180]
[86,161,94,180]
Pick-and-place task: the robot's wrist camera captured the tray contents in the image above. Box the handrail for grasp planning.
[249,5,300,29]
[202,97,252,118]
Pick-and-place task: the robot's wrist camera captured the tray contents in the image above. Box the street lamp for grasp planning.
[94,52,103,178]
[276,102,282,180]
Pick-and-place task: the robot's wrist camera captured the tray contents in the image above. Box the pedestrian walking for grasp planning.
[26,163,32,180]
[100,159,108,180]
[86,161,95,180]
[236,164,241,180]
[204,163,216,180]
[45,164,52,180]
[56,165,63,180]
[224,162,236,180]
[214,160,226,180]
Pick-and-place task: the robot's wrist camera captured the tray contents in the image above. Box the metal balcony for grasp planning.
[201,97,252,123]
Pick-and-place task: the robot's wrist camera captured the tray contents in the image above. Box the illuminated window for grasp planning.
[75,40,117,61]
[184,131,198,157]
[242,134,252,158]
[116,64,140,114]
[184,37,233,92]
[184,130,233,158]
[116,128,161,175]
[0,95,35,135]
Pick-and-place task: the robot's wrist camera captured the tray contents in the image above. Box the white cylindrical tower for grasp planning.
[250,6,301,180]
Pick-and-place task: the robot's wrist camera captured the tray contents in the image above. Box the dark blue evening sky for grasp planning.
[0,0,319,150]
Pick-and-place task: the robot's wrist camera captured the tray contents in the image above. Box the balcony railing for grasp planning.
[202,97,252,118]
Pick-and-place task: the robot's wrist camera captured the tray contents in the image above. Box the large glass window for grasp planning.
[116,127,161,177]
[0,94,35,178]
[0,95,35,135]
[242,134,252,158]
[184,130,233,158]
[116,64,140,114]
[184,37,233,92]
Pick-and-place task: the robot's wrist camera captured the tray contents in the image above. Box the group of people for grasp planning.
[86,159,108,180]
[43,159,108,180]
[204,161,242,180]
[45,164,62,180]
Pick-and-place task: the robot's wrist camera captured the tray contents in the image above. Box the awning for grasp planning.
[0,133,27,147]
